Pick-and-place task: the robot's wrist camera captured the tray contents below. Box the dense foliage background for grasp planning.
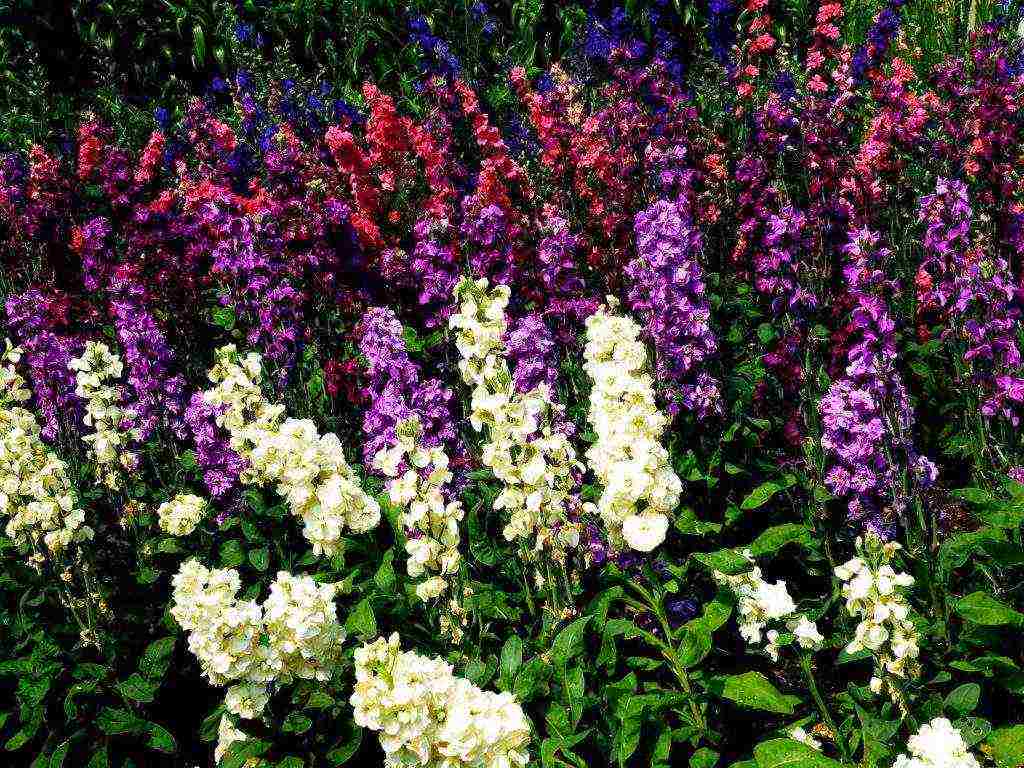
[4,2,1024,768]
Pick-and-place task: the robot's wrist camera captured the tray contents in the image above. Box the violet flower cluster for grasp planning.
[628,197,721,419]
[357,307,456,471]
[820,228,936,538]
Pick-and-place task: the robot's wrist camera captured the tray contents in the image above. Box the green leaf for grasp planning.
[86,748,109,768]
[693,548,750,575]
[945,683,981,716]
[500,635,523,690]
[282,713,313,734]
[741,482,783,510]
[139,637,176,680]
[248,547,270,571]
[754,738,842,768]
[551,617,590,668]
[97,707,144,735]
[986,725,1024,768]
[219,540,245,568]
[345,598,377,639]
[749,524,811,557]
[710,672,800,714]
[692,748,720,768]
[146,723,176,753]
[956,592,1024,627]
[373,549,396,591]
[116,673,158,703]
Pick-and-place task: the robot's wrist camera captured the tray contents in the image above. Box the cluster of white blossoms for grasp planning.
[203,345,380,557]
[157,493,208,536]
[450,277,581,556]
[581,304,681,552]
[715,551,824,661]
[0,341,92,556]
[835,535,919,694]
[351,633,531,768]
[170,559,345,720]
[68,340,137,490]
[374,417,463,602]
[893,718,981,768]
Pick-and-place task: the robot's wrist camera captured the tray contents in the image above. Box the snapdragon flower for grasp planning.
[69,341,138,490]
[450,277,582,558]
[157,493,208,537]
[202,345,380,557]
[834,534,919,694]
[893,718,981,768]
[351,633,531,768]
[581,303,681,553]
[0,340,92,556]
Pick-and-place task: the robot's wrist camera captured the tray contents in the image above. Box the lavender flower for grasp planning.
[185,392,246,498]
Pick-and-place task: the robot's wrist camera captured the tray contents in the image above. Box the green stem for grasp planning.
[800,652,851,763]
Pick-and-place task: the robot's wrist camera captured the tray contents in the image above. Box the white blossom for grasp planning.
[203,344,380,557]
[351,632,531,768]
[581,304,680,552]
[893,718,980,768]
[157,493,208,536]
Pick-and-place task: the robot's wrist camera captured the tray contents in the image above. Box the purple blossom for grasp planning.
[820,228,936,538]
[107,267,186,441]
[185,392,246,498]
[629,196,721,419]
[410,217,461,328]
[4,290,82,441]
[357,306,455,469]
[506,313,559,396]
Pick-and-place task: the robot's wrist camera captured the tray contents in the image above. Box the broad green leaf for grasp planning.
[749,524,811,557]
[986,725,1024,768]
[345,598,377,639]
[945,683,981,716]
[956,592,1024,627]
[710,672,800,714]
[139,637,176,680]
[754,738,842,768]
[116,673,158,703]
[500,635,523,690]
[741,482,783,510]
[551,617,590,667]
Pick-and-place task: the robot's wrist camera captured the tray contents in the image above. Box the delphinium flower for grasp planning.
[834,534,919,699]
[450,277,582,558]
[107,265,186,440]
[534,208,599,338]
[733,0,777,107]
[4,289,82,442]
[629,196,721,418]
[581,303,681,553]
[69,340,138,490]
[851,0,907,85]
[0,340,92,557]
[374,417,464,607]
[707,0,737,66]
[714,550,824,660]
[202,345,381,557]
[893,718,981,768]
[184,392,247,499]
[916,178,1024,426]
[351,633,531,768]
[157,493,209,537]
[820,228,936,538]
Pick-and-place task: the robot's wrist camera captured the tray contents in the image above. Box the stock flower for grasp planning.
[582,303,681,553]
[451,277,582,557]
[835,535,919,693]
[157,493,208,536]
[202,345,380,556]
[69,341,137,489]
[894,718,981,768]
[0,340,92,556]
[351,633,531,767]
